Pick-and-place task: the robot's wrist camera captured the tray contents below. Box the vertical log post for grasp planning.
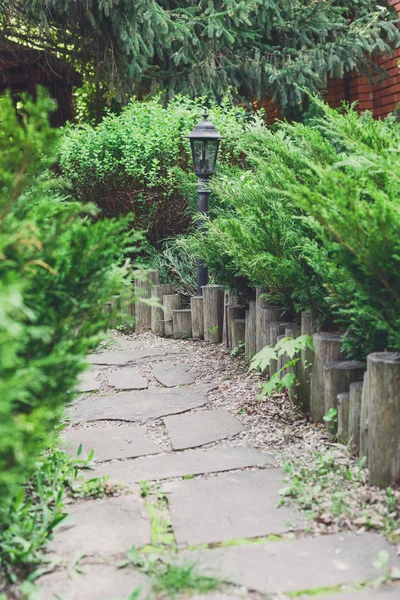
[367,352,400,487]
[203,285,224,343]
[226,305,245,348]
[151,284,174,337]
[298,311,320,413]
[245,300,257,358]
[163,294,181,338]
[190,296,204,339]
[231,319,246,350]
[323,360,365,433]
[173,309,192,339]
[277,335,286,374]
[135,270,159,332]
[310,333,346,423]
[256,306,286,354]
[337,392,350,444]
[269,322,296,376]
[285,324,302,403]
[255,289,267,353]
[348,381,364,453]
[359,370,370,466]
[223,293,238,346]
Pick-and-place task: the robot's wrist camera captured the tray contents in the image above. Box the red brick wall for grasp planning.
[325,0,400,118]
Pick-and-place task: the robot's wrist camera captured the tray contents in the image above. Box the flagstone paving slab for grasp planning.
[77,370,101,393]
[163,409,245,450]
[68,384,213,424]
[108,368,148,390]
[311,585,400,599]
[50,495,151,557]
[62,425,160,462]
[183,532,399,595]
[36,565,150,600]
[85,447,276,484]
[163,469,302,545]
[87,348,180,366]
[152,362,195,387]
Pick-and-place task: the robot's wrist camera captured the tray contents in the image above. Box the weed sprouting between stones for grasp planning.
[279,449,400,544]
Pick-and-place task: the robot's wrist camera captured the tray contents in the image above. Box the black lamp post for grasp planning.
[187,108,222,296]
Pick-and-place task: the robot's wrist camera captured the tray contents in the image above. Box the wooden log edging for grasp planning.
[310,333,346,423]
[337,392,350,444]
[173,309,192,339]
[226,305,245,348]
[285,325,302,403]
[323,360,365,432]
[359,370,370,466]
[190,296,204,339]
[245,300,257,358]
[348,381,364,453]
[231,319,246,349]
[298,311,320,413]
[163,294,181,338]
[223,293,238,346]
[366,352,400,487]
[203,285,224,344]
[269,321,296,376]
[135,269,159,332]
[151,283,174,337]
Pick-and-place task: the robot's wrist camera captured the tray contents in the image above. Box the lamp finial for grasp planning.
[202,106,209,120]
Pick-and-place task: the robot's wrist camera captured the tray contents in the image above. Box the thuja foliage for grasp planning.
[187,100,400,357]
[0,89,140,525]
[59,96,248,246]
[1,1,399,114]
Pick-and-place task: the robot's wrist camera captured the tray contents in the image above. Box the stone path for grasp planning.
[38,334,400,600]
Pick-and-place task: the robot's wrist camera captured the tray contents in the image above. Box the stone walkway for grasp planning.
[37,334,399,600]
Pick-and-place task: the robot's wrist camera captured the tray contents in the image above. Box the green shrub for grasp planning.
[58,96,249,246]
[187,100,400,357]
[0,89,141,525]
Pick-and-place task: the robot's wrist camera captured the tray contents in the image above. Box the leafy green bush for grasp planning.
[59,96,249,246]
[187,100,400,357]
[291,102,400,356]
[0,89,140,526]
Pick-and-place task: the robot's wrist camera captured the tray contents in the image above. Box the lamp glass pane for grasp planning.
[191,139,219,176]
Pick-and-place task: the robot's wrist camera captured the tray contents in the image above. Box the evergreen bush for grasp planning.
[187,101,400,357]
[58,96,248,246]
[0,89,141,525]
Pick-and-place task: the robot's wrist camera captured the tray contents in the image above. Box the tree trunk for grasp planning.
[348,381,364,453]
[298,311,320,413]
[310,333,346,423]
[173,309,192,339]
[245,300,257,358]
[151,284,174,337]
[135,270,159,332]
[190,296,204,340]
[231,319,246,350]
[203,286,224,343]
[323,360,365,433]
[163,294,181,338]
[367,352,400,487]
[337,392,350,444]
